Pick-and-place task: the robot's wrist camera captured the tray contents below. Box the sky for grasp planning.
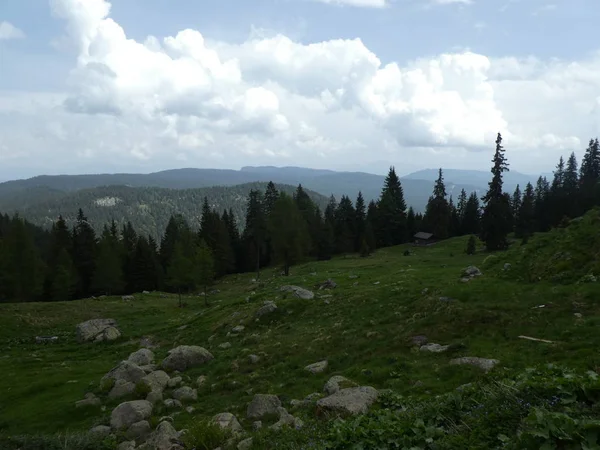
[0,0,598,180]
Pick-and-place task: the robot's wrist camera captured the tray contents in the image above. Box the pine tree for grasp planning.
[212,217,235,277]
[466,235,477,255]
[511,185,522,231]
[423,168,451,239]
[457,189,468,227]
[242,190,267,279]
[354,191,366,251]
[534,176,551,232]
[377,166,407,247]
[580,138,600,210]
[480,133,511,251]
[92,235,124,296]
[406,207,416,240]
[325,195,337,224]
[564,152,580,217]
[72,209,97,297]
[263,182,280,218]
[222,209,241,272]
[515,182,535,239]
[51,248,76,301]
[194,239,214,306]
[269,193,309,276]
[294,184,318,255]
[550,156,567,226]
[44,215,73,300]
[449,196,461,237]
[462,192,481,235]
[121,221,138,291]
[334,195,356,254]
[167,242,195,307]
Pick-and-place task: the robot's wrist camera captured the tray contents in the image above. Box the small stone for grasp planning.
[89,425,111,438]
[248,354,260,364]
[125,420,151,442]
[186,406,195,413]
[247,394,282,419]
[232,325,245,333]
[76,393,101,408]
[574,313,583,318]
[110,400,153,430]
[212,412,243,433]
[167,376,182,388]
[450,357,499,372]
[163,398,183,409]
[305,360,328,374]
[146,391,163,404]
[411,335,429,346]
[420,343,450,353]
[172,386,197,402]
[219,342,232,349]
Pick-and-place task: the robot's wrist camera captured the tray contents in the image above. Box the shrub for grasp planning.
[465,235,477,255]
[180,420,227,450]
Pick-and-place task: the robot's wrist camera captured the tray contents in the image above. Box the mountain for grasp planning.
[0,182,328,239]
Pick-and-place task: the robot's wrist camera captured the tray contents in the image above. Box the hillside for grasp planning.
[0,182,328,239]
[0,166,518,213]
[1,219,600,449]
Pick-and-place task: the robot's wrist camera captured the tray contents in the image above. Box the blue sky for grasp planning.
[0,0,597,179]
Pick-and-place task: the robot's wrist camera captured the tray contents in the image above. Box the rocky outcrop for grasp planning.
[316,386,378,416]
[161,345,214,372]
[247,394,282,419]
[76,319,121,343]
[110,400,153,430]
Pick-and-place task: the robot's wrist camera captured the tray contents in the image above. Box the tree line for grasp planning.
[1,134,599,302]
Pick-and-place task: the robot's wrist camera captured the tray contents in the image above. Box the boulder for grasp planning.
[410,335,429,346]
[76,319,121,343]
[167,376,182,388]
[232,325,245,333]
[318,279,337,290]
[172,386,197,402]
[305,360,328,374]
[76,393,101,408]
[108,379,136,399]
[161,345,214,372]
[323,375,355,395]
[256,301,277,317]
[248,354,260,364]
[139,364,157,374]
[146,390,163,404]
[463,266,482,278]
[270,407,303,431]
[128,349,155,366]
[316,386,378,416]
[212,412,243,433]
[196,375,207,387]
[122,295,135,301]
[89,425,111,439]
[102,361,146,384]
[163,398,183,410]
[280,285,314,300]
[247,394,282,419]
[147,421,180,450]
[110,400,153,430]
[450,357,499,372]
[117,441,136,450]
[125,420,151,442]
[141,370,170,392]
[219,342,232,349]
[420,343,450,353]
[238,438,253,450]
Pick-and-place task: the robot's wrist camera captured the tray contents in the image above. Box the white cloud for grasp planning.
[1,0,599,179]
[311,0,387,7]
[0,21,25,40]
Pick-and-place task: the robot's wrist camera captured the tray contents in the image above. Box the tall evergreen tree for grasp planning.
[354,191,366,251]
[480,133,511,251]
[269,193,309,276]
[515,182,535,239]
[406,207,417,240]
[263,182,280,218]
[511,185,522,231]
[50,248,76,301]
[167,242,195,307]
[457,189,468,226]
[423,168,451,239]
[534,176,551,232]
[72,209,97,297]
[334,195,356,254]
[92,232,124,296]
[462,192,481,235]
[564,152,580,217]
[377,166,407,246]
[242,190,267,279]
[580,138,600,210]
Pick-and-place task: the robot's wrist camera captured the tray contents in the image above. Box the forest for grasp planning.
[0,133,599,303]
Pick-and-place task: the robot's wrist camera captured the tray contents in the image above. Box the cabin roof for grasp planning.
[414,232,434,240]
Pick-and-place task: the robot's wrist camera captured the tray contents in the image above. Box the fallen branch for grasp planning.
[518,335,554,344]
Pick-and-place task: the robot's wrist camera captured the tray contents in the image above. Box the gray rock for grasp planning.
[411,335,429,346]
[247,394,282,419]
[76,393,101,408]
[196,375,207,387]
[125,420,151,442]
[163,398,183,409]
[141,370,170,392]
[463,266,482,278]
[102,360,146,384]
[323,375,355,395]
[35,336,59,344]
[76,318,120,342]
[122,295,135,301]
[89,425,111,438]
[270,407,303,431]
[146,390,163,404]
[280,285,315,300]
[172,386,197,402]
[252,421,262,431]
[117,441,136,450]
[161,345,214,372]
[110,400,153,430]
[248,354,260,364]
[318,279,337,290]
[305,360,328,374]
[167,376,182,388]
[450,357,499,372]
[219,342,232,349]
[212,412,243,433]
[185,406,195,413]
[256,301,278,317]
[238,438,253,450]
[232,325,245,333]
[316,386,379,416]
[128,349,155,366]
[147,421,179,450]
[139,364,157,374]
[503,263,512,270]
[420,343,450,353]
[108,379,136,399]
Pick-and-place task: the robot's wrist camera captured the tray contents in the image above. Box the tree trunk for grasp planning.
[284,263,290,276]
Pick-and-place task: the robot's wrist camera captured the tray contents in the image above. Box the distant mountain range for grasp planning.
[0,166,549,237]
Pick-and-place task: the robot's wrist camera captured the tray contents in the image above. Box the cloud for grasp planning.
[0,21,25,40]
[433,0,472,4]
[0,0,598,179]
[310,0,387,7]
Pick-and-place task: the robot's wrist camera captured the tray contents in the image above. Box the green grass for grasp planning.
[1,220,600,448]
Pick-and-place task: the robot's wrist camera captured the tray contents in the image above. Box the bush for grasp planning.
[465,235,477,255]
[180,420,227,450]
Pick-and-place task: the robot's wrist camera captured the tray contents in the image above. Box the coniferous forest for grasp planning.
[1,133,599,303]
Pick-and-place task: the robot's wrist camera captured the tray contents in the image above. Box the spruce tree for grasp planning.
[515,182,535,240]
[263,181,280,218]
[167,242,195,307]
[511,185,522,231]
[354,191,366,251]
[564,152,580,217]
[242,190,267,279]
[534,176,551,232]
[269,193,309,276]
[92,235,124,296]
[449,196,461,237]
[580,138,600,210]
[51,248,77,301]
[406,207,416,240]
[480,133,511,251]
[72,209,97,297]
[457,189,468,227]
[377,166,407,246]
[550,156,567,226]
[462,192,481,235]
[334,195,356,254]
[423,168,451,239]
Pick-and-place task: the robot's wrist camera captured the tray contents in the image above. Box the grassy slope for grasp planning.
[1,233,599,444]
